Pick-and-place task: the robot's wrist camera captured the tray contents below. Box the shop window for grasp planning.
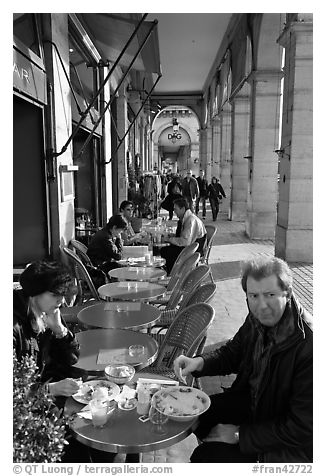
[13,13,41,57]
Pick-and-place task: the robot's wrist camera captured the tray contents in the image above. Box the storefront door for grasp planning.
[13,95,49,265]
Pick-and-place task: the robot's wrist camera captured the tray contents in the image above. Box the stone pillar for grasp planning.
[275,18,313,262]
[230,94,250,221]
[205,125,212,179]
[246,71,281,238]
[116,94,128,204]
[211,118,221,179]
[42,14,73,251]
[220,108,232,215]
[152,142,159,174]
[199,128,207,172]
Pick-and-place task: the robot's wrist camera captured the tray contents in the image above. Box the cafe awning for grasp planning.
[49,13,161,161]
[77,13,161,75]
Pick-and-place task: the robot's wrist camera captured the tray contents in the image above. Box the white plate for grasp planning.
[72,379,120,404]
[152,386,211,422]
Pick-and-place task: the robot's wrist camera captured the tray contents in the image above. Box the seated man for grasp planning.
[87,214,128,274]
[119,200,145,245]
[174,256,313,463]
[160,197,206,274]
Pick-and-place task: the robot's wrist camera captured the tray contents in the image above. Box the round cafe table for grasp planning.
[77,301,161,331]
[119,256,166,268]
[65,372,199,455]
[73,329,158,375]
[98,281,166,302]
[108,266,166,282]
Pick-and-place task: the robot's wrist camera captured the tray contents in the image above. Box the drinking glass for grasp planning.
[148,404,169,434]
[89,399,109,428]
[127,282,138,291]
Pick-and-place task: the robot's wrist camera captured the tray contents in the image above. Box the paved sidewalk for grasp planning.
[135,213,313,463]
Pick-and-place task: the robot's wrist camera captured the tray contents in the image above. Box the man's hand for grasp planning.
[173,355,204,383]
[203,424,240,444]
[48,378,80,397]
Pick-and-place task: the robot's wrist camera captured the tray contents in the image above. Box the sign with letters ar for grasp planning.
[13,48,47,105]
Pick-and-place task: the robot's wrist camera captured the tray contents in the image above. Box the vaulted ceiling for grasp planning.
[147,13,232,95]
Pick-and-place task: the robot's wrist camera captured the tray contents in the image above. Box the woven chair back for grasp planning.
[181,282,217,309]
[70,239,93,267]
[155,303,215,368]
[60,246,100,303]
[202,225,217,264]
[165,252,201,310]
[167,242,199,291]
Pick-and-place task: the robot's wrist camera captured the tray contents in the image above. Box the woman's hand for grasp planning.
[48,378,80,397]
[45,308,66,336]
[173,355,204,383]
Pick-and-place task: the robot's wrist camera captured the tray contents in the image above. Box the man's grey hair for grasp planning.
[241,256,293,293]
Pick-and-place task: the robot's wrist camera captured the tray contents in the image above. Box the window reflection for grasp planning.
[13,13,41,57]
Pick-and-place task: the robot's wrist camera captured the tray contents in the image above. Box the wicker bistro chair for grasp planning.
[140,303,215,383]
[161,242,199,289]
[201,224,217,265]
[70,239,93,267]
[151,264,212,333]
[150,252,201,308]
[181,281,217,308]
[60,246,102,305]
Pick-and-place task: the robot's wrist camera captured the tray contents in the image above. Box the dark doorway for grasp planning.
[13,96,48,265]
[73,128,102,227]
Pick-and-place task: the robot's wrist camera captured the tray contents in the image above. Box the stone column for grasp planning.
[275,17,313,262]
[210,118,221,180]
[199,128,207,172]
[230,94,250,221]
[246,70,282,238]
[116,94,128,204]
[220,108,232,215]
[204,125,212,179]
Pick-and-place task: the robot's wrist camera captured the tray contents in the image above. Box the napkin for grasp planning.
[114,385,136,403]
[97,348,147,365]
[76,403,91,420]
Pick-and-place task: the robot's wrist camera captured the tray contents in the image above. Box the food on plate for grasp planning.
[93,387,109,400]
[109,367,132,378]
[75,381,113,402]
[153,387,209,417]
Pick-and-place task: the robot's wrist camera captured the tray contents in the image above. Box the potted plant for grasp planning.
[13,352,68,462]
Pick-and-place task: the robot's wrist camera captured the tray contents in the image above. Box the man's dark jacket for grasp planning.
[194,296,313,462]
[87,228,123,267]
[13,289,80,382]
[196,176,208,198]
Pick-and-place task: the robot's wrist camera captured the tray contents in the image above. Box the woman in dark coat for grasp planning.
[207,176,226,221]
[13,260,116,463]
[13,260,81,396]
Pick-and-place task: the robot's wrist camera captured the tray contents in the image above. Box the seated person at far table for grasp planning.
[174,256,313,463]
[87,214,128,274]
[160,197,206,274]
[119,200,146,245]
[13,260,117,463]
